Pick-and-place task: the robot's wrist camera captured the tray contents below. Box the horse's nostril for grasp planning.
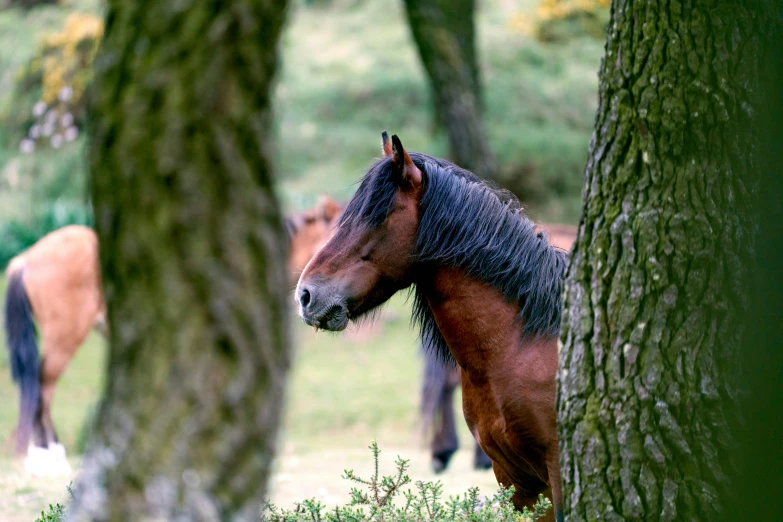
[299,288,311,309]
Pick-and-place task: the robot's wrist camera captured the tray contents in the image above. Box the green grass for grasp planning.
[0,284,500,522]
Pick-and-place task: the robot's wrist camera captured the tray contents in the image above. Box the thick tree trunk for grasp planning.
[558,1,774,520]
[68,1,290,520]
[402,0,497,179]
[729,6,783,521]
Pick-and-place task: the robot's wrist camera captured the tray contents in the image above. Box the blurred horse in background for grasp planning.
[286,196,344,285]
[421,224,576,474]
[4,225,102,474]
[3,198,344,475]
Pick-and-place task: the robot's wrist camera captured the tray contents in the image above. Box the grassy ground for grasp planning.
[0,288,499,522]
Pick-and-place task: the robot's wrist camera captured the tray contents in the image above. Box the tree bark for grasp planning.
[68,1,290,520]
[402,0,498,179]
[558,1,775,520]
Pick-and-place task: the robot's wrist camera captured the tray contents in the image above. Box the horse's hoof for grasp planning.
[24,443,72,477]
[431,458,447,474]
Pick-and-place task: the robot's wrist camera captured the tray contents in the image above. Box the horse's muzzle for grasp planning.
[296,284,349,331]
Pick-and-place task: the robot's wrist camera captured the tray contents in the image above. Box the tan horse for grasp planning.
[3,198,343,471]
[5,225,103,468]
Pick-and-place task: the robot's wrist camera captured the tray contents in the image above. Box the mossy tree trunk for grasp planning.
[402,0,497,179]
[558,1,775,520]
[68,1,290,520]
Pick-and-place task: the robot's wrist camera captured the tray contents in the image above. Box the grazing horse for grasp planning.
[422,224,576,475]
[3,198,343,470]
[296,133,568,520]
[4,225,103,473]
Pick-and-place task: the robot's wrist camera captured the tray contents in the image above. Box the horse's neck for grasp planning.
[418,266,523,382]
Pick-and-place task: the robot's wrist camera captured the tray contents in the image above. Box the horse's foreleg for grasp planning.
[492,463,556,522]
[546,448,564,522]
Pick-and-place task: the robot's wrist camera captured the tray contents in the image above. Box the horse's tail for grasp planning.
[4,269,39,455]
[420,344,449,434]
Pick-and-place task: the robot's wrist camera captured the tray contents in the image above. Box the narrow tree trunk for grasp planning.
[558,1,774,520]
[402,0,497,179]
[68,1,290,520]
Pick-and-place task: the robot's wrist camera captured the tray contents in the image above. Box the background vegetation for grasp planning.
[0,0,604,265]
[0,0,606,519]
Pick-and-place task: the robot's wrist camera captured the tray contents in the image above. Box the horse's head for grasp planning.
[296,132,422,330]
[287,195,344,286]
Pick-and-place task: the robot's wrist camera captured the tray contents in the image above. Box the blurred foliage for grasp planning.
[0,198,92,268]
[1,0,58,8]
[4,12,102,150]
[509,0,610,43]
[0,0,602,272]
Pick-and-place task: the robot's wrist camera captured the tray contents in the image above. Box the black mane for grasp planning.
[340,153,569,362]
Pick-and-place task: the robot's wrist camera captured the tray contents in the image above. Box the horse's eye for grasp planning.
[360,253,371,262]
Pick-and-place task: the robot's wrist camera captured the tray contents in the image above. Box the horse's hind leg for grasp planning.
[37,346,73,448]
[431,370,459,473]
[473,440,493,470]
[546,448,564,522]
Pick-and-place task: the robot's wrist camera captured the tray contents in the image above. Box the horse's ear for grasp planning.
[391,134,422,189]
[318,195,343,222]
[381,130,392,157]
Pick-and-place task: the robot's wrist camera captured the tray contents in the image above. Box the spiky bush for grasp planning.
[262,441,552,521]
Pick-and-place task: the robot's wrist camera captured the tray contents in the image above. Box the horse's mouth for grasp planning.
[301,303,349,331]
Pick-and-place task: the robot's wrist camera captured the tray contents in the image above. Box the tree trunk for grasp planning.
[402,0,497,179]
[729,6,783,521]
[68,1,290,520]
[557,1,775,520]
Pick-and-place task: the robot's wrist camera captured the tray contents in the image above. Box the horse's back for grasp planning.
[9,226,102,351]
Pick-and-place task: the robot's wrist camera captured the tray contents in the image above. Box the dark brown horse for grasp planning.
[422,224,576,475]
[297,133,568,520]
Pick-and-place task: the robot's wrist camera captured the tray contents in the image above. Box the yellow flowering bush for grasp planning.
[8,12,103,152]
[37,12,103,104]
[508,0,610,43]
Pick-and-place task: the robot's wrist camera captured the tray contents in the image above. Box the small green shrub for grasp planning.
[262,441,552,521]
[33,483,72,522]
